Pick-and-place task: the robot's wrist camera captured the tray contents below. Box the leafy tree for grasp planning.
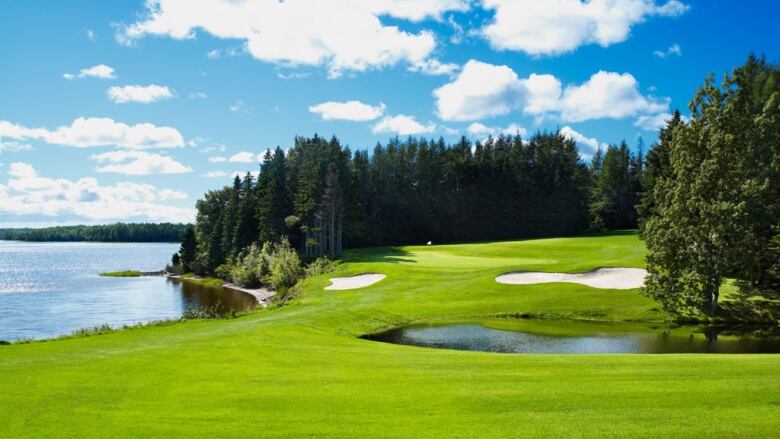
[643,55,780,314]
[589,142,639,229]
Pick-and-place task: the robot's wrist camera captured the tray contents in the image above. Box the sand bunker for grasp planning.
[496,268,647,290]
[325,273,386,290]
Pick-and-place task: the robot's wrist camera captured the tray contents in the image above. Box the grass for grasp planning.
[99,270,142,277]
[179,273,226,288]
[1,231,778,438]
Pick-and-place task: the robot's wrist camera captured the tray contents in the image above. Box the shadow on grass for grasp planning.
[340,246,414,264]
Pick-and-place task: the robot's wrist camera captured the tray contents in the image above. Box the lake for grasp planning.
[365,320,780,354]
[0,241,256,341]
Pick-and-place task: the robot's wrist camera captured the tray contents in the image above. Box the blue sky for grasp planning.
[0,0,777,226]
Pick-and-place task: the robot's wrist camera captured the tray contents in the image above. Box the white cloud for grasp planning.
[467,122,526,138]
[63,64,116,80]
[557,71,668,122]
[91,151,192,175]
[228,151,260,163]
[653,43,682,58]
[434,60,669,125]
[0,138,33,155]
[433,60,527,121]
[372,114,436,135]
[86,29,97,41]
[188,91,207,99]
[634,112,681,131]
[107,84,174,103]
[559,126,606,158]
[203,170,228,178]
[0,117,185,150]
[0,162,195,222]
[309,100,386,121]
[117,0,469,77]
[408,58,460,76]
[158,188,188,200]
[208,156,227,163]
[481,0,689,56]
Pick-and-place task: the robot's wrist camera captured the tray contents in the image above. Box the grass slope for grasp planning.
[1,232,778,438]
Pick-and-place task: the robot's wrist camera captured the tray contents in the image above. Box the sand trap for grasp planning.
[325,273,386,290]
[496,268,647,290]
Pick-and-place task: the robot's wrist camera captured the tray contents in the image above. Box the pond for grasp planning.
[364,320,780,354]
[0,241,256,341]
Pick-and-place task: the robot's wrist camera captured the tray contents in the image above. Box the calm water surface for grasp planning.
[0,241,255,341]
[366,321,780,354]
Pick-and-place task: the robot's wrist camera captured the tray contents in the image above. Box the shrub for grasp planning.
[305,256,335,278]
[268,237,303,291]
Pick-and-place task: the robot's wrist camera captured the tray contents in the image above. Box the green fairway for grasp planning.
[1,232,778,438]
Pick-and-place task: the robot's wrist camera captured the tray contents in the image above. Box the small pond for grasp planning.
[364,320,780,354]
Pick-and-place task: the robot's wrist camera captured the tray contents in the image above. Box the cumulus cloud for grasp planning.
[653,43,682,58]
[0,162,195,222]
[208,156,227,163]
[63,64,116,80]
[559,126,606,158]
[91,151,192,175]
[107,84,174,103]
[372,114,436,135]
[481,0,689,56]
[309,100,386,121]
[557,71,668,122]
[0,117,185,149]
[434,60,669,126]
[467,122,526,138]
[117,0,469,77]
[203,170,228,178]
[228,151,260,163]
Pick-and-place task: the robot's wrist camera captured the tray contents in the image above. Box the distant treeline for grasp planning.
[0,223,190,242]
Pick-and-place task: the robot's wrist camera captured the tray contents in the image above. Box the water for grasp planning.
[365,321,780,354]
[0,241,256,341]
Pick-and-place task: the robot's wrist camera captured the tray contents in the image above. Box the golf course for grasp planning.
[1,232,778,438]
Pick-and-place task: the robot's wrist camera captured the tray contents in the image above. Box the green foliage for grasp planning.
[268,237,303,291]
[190,132,599,272]
[178,226,198,273]
[229,242,272,288]
[589,142,642,230]
[304,256,335,278]
[0,222,189,242]
[643,55,780,314]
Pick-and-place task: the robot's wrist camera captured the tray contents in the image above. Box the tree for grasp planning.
[257,148,290,243]
[233,173,258,252]
[590,142,638,229]
[638,110,683,236]
[179,226,197,273]
[643,56,780,314]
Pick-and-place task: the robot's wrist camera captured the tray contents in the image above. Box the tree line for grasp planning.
[0,223,190,242]
[179,130,645,275]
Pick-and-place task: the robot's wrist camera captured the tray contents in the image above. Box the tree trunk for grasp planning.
[709,286,719,314]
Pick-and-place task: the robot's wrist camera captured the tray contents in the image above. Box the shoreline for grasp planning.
[168,274,277,307]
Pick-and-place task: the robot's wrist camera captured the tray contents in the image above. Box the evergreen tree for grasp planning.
[233,173,259,252]
[179,226,197,273]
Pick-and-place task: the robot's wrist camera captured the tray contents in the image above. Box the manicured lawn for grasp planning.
[1,232,778,438]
